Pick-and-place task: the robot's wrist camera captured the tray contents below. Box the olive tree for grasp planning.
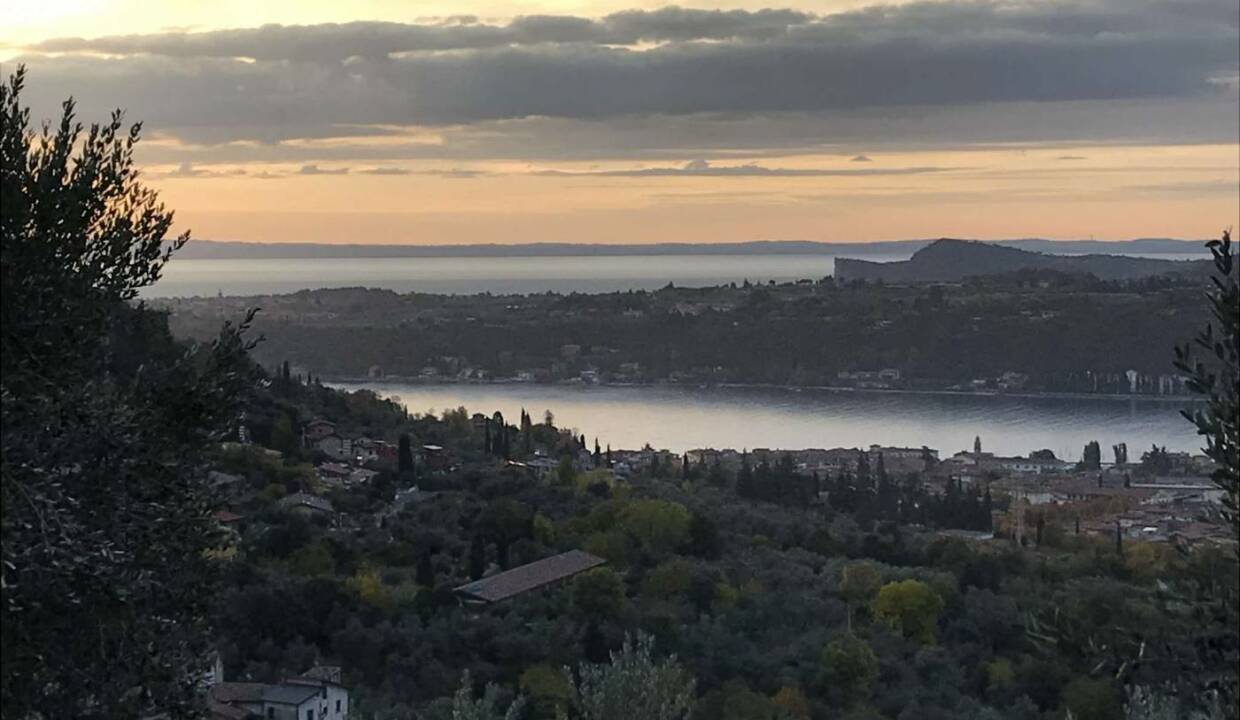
[1173,230,1239,539]
[451,671,527,720]
[559,633,695,720]
[1,67,257,717]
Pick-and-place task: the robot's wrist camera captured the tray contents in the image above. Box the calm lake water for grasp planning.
[334,382,1202,459]
[146,253,904,297]
[146,251,1207,298]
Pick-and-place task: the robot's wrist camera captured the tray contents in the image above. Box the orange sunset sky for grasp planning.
[3,0,1238,244]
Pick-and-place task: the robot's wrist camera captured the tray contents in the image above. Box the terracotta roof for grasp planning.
[208,701,251,720]
[454,550,605,603]
[210,682,267,704]
[292,665,343,685]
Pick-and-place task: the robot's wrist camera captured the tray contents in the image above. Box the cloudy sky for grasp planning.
[3,0,1237,244]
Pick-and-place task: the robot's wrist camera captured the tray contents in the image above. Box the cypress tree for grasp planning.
[737,452,757,499]
[398,434,414,474]
[417,552,435,587]
[468,535,486,580]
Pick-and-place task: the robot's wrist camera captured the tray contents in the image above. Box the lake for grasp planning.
[333,382,1203,459]
[145,253,903,297]
[146,250,1209,298]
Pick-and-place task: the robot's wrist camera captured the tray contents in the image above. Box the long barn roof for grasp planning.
[454,550,606,603]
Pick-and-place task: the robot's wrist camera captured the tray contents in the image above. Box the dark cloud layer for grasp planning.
[31,8,814,60]
[12,1,1238,157]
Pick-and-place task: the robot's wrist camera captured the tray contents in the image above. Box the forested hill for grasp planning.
[162,270,1206,395]
[835,239,1211,283]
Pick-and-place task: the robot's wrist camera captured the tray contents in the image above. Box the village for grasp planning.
[217,415,1231,558]
[198,394,1231,719]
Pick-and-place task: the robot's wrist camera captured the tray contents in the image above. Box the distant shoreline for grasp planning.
[327,376,1200,404]
[170,237,1207,260]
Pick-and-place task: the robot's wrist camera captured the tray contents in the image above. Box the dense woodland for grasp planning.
[164,270,1203,394]
[212,377,1237,720]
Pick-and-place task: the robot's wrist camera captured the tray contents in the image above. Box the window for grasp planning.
[336,699,341,712]
[267,710,274,720]
[306,710,314,720]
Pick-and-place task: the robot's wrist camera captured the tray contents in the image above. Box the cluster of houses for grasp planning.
[938,439,1231,546]
[835,368,903,389]
[206,660,350,720]
[679,438,1230,547]
[303,420,395,468]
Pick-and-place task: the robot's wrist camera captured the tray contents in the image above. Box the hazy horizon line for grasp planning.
[168,237,1212,259]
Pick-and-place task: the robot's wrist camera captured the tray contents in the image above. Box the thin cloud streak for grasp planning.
[531,160,960,178]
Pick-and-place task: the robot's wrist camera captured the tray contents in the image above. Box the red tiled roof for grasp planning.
[209,682,266,703]
[209,701,252,720]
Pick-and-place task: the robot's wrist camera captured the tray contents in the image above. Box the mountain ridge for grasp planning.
[167,237,1208,259]
[834,238,1211,283]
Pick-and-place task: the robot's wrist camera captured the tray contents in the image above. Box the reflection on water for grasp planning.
[145,254,900,298]
[335,382,1201,459]
[147,250,1204,298]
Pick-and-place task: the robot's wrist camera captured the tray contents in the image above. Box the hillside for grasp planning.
[161,273,1204,395]
[835,239,1211,283]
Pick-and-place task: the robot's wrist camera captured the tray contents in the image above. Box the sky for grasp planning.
[3,0,1238,245]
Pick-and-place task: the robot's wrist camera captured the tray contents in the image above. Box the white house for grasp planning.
[209,665,349,720]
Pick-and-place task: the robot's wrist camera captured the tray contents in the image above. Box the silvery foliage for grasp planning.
[559,632,695,720]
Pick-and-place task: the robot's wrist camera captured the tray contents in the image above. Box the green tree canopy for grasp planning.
[1,66,256,716]
[619,499,691,555]
[572,567,626,620]
[873,579,945,644]
[818,634,879,706]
